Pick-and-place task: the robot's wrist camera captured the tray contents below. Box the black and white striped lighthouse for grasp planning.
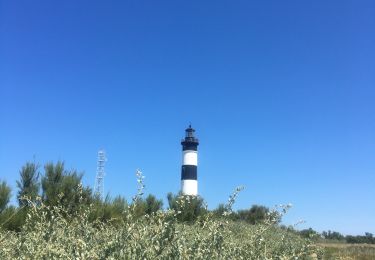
[181,125,199,196]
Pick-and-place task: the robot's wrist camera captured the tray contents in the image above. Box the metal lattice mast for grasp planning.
[94,150,106,199]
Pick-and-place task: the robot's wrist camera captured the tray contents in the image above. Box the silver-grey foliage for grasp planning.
[0,173,321,259]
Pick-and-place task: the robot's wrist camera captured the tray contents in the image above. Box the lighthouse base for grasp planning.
[181,180,198,196]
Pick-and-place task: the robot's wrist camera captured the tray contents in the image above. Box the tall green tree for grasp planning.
[167,192,206,222]
[41,161,64,206]
[299,228,319,239]
[236,205,269,224]
[212,203,226,218]
[16,162,40,206]
[322,230,345,241]
[112,195,128,214]
[145,194,163,215]
[0,180,11,213]
[91,194,129,222]
[41,161,92,213]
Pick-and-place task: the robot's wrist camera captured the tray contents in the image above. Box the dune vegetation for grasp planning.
[1,161,372,259]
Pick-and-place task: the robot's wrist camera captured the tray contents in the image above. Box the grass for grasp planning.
[320,243,375,260]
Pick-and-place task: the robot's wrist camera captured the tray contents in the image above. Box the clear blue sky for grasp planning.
[1,1,374,235]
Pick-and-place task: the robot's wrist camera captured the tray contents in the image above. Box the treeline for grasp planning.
[298,228,375,244]
[4,160,371,244]
[0,160,271,231]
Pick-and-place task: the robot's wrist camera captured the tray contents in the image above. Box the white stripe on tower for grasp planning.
[181,125,199,196]
[181,179,198,196]
[182,150,198,166]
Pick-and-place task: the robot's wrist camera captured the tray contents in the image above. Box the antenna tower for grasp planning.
[94,150,106,199]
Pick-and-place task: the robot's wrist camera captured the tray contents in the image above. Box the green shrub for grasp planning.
[0,175,320,259]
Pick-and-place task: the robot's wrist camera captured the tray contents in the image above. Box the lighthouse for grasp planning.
[181,125,199,196]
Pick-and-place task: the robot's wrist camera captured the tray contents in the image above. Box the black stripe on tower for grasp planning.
[181,165,197,180]
[182,142,198,151]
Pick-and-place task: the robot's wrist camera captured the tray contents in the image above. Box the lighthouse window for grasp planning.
[187,131,193,137]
